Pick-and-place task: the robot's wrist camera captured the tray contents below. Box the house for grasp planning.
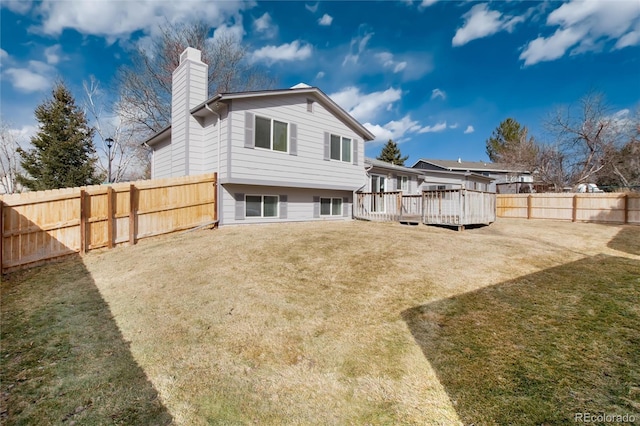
[364,158,424,194]
[412,158,531,193]
[145,47,375,226]
[364,158,494,194]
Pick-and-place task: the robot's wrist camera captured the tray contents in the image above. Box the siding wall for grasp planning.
[225,94,365,190]
[170,52,207,176]
[152,136,172,178]
[365,167,421,194]
[220,184,352,225]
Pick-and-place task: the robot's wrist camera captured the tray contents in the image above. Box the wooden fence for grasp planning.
[497,193,640,224]
[1,173,217,273]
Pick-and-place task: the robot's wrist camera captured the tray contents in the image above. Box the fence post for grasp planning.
[397,192,402,221]
[107,186,114,249]
[624,194,629,224]
[572,195,578,222]
[0,200,3,273]
[129,184,137,246]
[80,190,88,254]
[527,194,533,220]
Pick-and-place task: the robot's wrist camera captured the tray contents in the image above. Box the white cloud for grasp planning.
[3,0,32,14]
[342,31,374,66]
[250,41,313,64]
[318,14,333,26]
[305,3,319,13]
[28,0,250,40]
[8,124,38,147]
[364,115,422,143]
[4,68,51,93]
[452,3,525,47]
[418,121,447,133]
[520,0,640,65]
[329,86,402,123]
[431,88,446,100]
[375,51,407,74]
[464,125,475,134]
[419,0,438,10]
[0,48,8,62]
[253,13,277,38]
[315,71,325,79]
[44,44,65,65]
[3,60,55,93]
[449,123,459,129]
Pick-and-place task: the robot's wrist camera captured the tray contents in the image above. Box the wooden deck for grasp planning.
[355,189,496,230]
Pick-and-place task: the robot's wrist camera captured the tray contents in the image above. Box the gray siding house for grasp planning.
[365,158,493,193]
[145,48,374,226]
[412,158,530,192]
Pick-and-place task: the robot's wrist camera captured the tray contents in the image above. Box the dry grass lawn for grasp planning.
[3,218,639,424]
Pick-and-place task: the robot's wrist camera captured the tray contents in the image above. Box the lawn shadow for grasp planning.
[402,255,640,425]
[607,225,640,256]
[1,214,172,424]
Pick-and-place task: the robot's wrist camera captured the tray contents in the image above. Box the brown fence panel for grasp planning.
[1,173,217,273]
[497,193,640,225]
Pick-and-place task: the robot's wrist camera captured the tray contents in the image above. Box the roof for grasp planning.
[144,86,375,146]
[365,158,424,175]
[412,158,531,174]
[366,158,494,182]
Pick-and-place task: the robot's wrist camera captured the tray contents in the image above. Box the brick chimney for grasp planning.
[171,47,208,176]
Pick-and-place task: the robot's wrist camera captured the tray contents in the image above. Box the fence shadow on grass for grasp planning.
[1,252,172,423]
[402,255,640,425]
[607,226,640,256]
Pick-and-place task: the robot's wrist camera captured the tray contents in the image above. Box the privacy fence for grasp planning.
[497,193,640,225]
[1,173,217,273]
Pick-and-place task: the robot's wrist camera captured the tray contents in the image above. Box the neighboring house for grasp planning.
[412,158,531,193]
[364,158,424,194]
[145,48,374,226]
[365,157,494,194]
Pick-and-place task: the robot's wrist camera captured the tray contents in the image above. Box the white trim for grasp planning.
[329,134,353,163]
[254,115,290,153]
[245,194,279,218]
[319,197,343,216]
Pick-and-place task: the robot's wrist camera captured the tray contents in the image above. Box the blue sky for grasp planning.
[1,0,639,166]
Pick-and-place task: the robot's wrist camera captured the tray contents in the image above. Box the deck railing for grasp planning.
[355,189,496,230]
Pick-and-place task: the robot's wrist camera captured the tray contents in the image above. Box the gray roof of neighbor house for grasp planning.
[366,157,494,181]
[365,158,425,175]
[144,86,375,146]
[412,158,531,174]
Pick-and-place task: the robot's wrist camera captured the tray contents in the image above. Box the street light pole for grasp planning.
[105,137,114,183]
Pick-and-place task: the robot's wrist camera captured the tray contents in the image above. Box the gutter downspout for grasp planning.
[205,103,221,226]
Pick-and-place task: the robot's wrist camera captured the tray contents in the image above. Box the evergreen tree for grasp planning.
[18,82,101,190]
[377,139,408,166]
[486,118,525,162]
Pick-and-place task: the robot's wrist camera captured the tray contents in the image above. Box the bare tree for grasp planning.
[544,92,626,187]
[116,21,275,135]
[84,76,150,182]
[0,120,22,193]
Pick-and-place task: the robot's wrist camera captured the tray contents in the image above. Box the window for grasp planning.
[255,116,288,152]
[330,134,352,162]
[245,195,279,218]
[396,176,408,191]
[320,198,343,216]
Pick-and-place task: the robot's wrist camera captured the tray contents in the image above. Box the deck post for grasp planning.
[572,194,578,222]
[527,194,533,220]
